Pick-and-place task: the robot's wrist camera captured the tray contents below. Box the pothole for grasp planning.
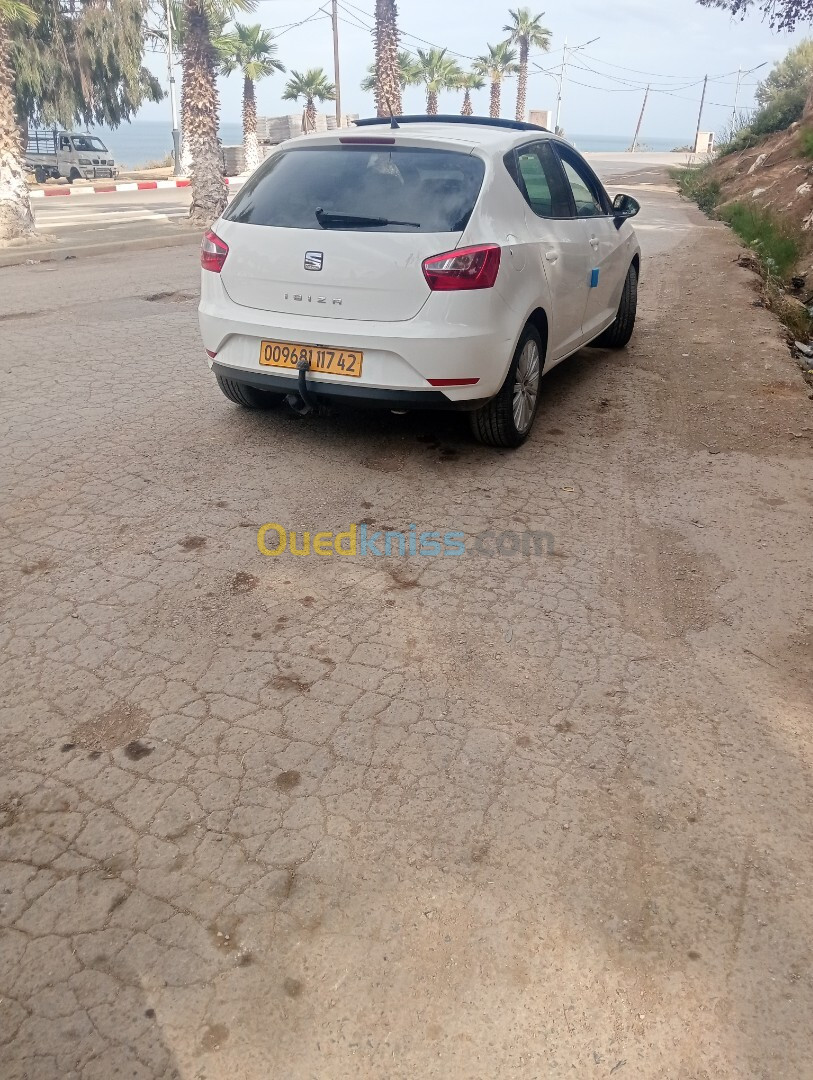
[142,290,197,304]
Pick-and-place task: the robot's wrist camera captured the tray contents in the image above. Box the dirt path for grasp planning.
[0,176,812,1079]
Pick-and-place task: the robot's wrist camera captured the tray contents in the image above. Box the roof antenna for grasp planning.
[385,98,400,129]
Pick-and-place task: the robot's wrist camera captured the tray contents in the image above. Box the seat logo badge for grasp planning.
[304,251,324,271]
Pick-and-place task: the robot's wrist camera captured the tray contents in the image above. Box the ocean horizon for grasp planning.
[80,120,687,167]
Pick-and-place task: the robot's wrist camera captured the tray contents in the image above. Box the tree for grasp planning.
[1,0,37,242]
[696,0,812,30]
[13,0,162,133]
[413,47,462,115]
[695,0,813,118]
[361,49,418,93]
[5,0,162,243]
[150,0,249,177]
[373,0,401,117]
[456,71,485,116]
[473,42,518,118]
[182,0,228,225]
[283,68,335,133]
[219,22,284,173]
[756,38,813,106]
[504,7,551,121]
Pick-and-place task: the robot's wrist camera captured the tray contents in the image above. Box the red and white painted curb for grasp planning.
[29,177,245,198]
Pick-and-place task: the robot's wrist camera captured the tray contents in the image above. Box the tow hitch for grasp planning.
[286,357,317,416]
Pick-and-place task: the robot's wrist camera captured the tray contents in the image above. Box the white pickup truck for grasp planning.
[26,129,118,184]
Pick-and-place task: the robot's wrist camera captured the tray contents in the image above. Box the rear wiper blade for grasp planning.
[315,207,421,229]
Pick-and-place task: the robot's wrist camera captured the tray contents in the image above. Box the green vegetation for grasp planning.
[669,165,721,213]
[716,40,813,155]
[672,166,800,281]
[799,127,813,157]
[717,202,800,279]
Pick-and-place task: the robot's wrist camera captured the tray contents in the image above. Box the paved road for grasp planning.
[2,170,813,1079]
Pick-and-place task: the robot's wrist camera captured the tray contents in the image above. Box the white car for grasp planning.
[199,115,641,447]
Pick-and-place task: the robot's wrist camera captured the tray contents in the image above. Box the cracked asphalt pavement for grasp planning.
[1,170,813,1079]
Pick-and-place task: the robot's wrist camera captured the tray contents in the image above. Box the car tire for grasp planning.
[215,374,283,410]
[589,261,638,349]
[470,325,543,448]
[67,168,80,184]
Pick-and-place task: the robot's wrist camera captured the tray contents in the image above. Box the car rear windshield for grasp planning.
[224,146,486,233]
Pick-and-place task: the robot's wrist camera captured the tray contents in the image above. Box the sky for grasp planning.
[142,0,810,140]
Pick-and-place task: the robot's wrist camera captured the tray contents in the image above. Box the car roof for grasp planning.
[284,116,560,154]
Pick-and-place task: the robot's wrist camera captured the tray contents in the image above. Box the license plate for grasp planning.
[259,340,363,378]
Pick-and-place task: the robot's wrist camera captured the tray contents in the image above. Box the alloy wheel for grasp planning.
[512,339,540,434]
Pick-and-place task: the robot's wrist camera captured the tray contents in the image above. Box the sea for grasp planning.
[82,120,684,167]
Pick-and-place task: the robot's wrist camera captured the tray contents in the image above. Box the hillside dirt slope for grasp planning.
[706,124,813,275]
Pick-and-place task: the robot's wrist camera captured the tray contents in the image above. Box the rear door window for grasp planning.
[225,146,486,233]
[509,142,572,218]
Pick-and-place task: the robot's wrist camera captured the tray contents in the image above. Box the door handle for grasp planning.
[544,250,559,263]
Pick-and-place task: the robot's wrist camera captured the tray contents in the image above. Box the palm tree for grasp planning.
[374,0,402,117]
[178,0,255,226]
[0,0,38,243]
[473,42,519,119]
[361,49,418,94]
[219,23,284,173]
[504,7,552,121]
[283,69,336,133]
[413,47,462,115]
[456,72,485,116]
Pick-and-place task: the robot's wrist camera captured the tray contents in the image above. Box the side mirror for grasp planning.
[613,193,640,219]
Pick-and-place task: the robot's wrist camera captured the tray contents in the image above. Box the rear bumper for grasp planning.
[199,272,516,404]
[212,362,488,411]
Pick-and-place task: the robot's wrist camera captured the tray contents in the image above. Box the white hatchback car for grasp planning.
[199,115,641,447]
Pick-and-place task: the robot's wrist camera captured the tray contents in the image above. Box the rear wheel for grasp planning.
[34,166,48,184]
[590,262,638,349]
[470,325,543,448]
[216,374,283,410]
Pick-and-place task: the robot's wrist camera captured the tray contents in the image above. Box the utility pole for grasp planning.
[731,62,767,126]
[331,0,342,128]
[165,0,181,176]
[731,67,742,127]
[693,74,708,156]
[554,38,567,134]
[553,36,599,135]
[629,84,649,152]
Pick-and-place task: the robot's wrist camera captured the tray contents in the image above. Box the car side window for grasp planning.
[557,150,606,218]
[512,142,572,219]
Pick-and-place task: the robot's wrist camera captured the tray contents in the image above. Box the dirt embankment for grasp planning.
[706,124,813,273]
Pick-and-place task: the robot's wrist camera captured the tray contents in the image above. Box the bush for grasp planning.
[799,127,813,157]
[670,165,721,213]
[716,112,761,157]
[134,152,175,170]
[717,202,800,279]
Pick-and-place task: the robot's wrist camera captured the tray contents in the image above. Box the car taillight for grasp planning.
[422,244,501,291]
[201,229,228,273]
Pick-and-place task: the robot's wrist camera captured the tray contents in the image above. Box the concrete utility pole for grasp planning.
[165,0,182,175]
[554,38,567,133]
[693,74,708,156]
[629,84,649,152]
[731,61,767,126]
[554,36,599,135]
[331,0,342,128]
[731,67,742,127]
